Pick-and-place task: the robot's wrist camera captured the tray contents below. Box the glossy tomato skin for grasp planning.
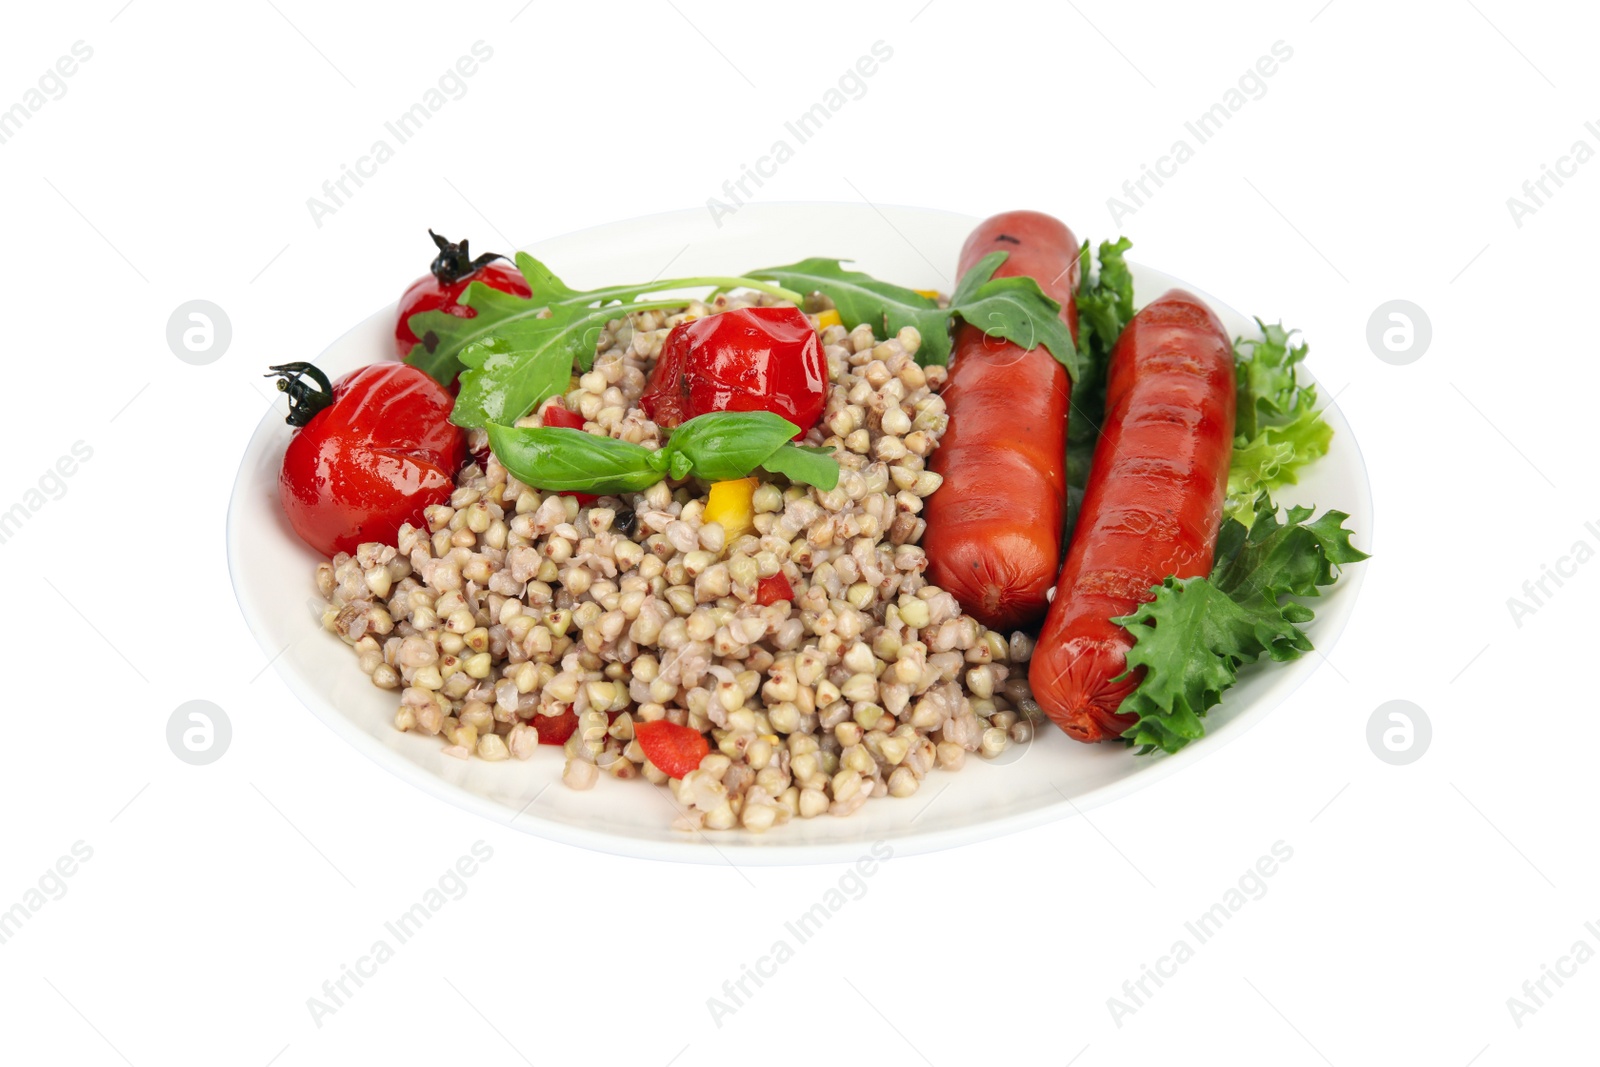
[279,363,465,557]
[394,259,531,359]
[639,306,826,437]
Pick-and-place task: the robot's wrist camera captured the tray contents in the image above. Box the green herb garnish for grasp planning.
[1226,321,1334,527]
[744,253,1081,376]
[1048,236,1362,754]
[1111,494,1368,754]
[486,410,839,498]
[1065,238,1137,532]
[406,253,805,428]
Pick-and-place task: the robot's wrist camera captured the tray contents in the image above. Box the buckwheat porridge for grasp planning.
[313,294,1039,832]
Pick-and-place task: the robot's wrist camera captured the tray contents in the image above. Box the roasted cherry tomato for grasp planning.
[394,230,532,359]
[270,362,465,558]
[639,306,826,437]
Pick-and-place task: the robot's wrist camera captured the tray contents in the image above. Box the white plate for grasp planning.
[227,203,1372,866]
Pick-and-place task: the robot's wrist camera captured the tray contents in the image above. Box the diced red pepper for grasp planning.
[755,573,795,606]
[535,707,621,747]
[634,720,710,779]
[534,705,578,746]
[540,400,585,430]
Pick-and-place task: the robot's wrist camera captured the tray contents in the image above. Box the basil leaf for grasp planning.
[486,424,662,494]
[760,444,840,491]
[663,411,800,482]
[950,275,1084,382]
[453,337,576,430]
[744,258,954,365]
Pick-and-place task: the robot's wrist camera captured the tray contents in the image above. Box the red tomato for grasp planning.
[394,230,532,359]
[639,306,826,437]
[634,720,710,779]
[271,361,465,558]
[755,573,794,606]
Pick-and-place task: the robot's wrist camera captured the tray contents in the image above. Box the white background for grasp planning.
[1,1,1593,1063]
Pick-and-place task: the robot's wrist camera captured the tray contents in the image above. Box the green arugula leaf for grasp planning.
[760,443,840,491]
[744,258,954,364]
[453,335,578,430]
[486,424,661,495]
[406,282,555,387]
[512,252,583,306]
[947,251,1006,308]
[749,254,1088,375]
[407,254,805,395]
[662,411,801,482]
[949,274,1083,382]
[1111,497,1366,754]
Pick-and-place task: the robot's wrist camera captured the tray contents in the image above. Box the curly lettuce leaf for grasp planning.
[1065,238,1137,539]
[1116,575,1311,752]
[1074,237,1134,379]
[1066,238,1135,486]
[1226,321,1333,526]
[1227,406,1333,520]
[1113,495,1367,754]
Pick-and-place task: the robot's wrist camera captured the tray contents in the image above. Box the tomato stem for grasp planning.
[266,362,335,427]
[428,229,507,285]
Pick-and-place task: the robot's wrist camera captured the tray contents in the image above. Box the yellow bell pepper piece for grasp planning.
[814,309,842,331]
[704,477,759,541]
[914,288,941,300]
